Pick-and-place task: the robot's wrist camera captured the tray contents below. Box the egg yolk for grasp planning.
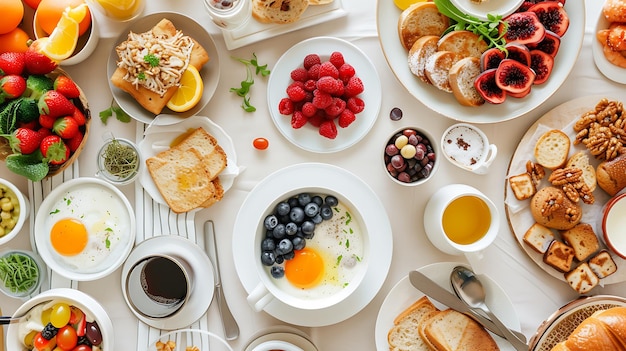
[285,247,324,289]
[50,218,88,256]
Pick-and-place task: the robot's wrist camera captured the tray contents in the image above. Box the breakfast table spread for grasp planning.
[2,0,626,350]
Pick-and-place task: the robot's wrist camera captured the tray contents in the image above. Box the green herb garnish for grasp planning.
[230,53,271,112]
[138,72,146,81]
[100,99,131,125]
[102,139,138,179]
[0,253,39,294]
[433,0,508,52]
[143,54,160,67]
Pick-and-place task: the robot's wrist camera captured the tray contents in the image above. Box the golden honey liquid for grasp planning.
[442,196,491,245]
[92,0,144,20]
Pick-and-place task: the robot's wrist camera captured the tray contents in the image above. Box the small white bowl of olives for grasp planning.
[0,178,30,245]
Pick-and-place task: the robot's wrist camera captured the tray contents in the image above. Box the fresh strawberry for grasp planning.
[0,75,26,100]
[66,131,83,152]
[38,114,56,129]
[53,75,80,98]
[24,40,58,75]
[40,135,69,165]
[38,90,75,118]
[17,120,39,130]
[37,127,52,139]
[52,116,79,139]
[2,127,43,154]
[71,107,86,126]
[0,52,26,76]
[319,120,337,139]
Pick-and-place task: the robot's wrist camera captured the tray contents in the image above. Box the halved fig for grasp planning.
[530,49,554,84]
[495,59,536,93]
[502,12,546,45]
[480,47,506,71]
[528,1,570,37]
[527,30,561,57]
[508,86,532,98]
[474,68,506,104]
[505,43,531,66]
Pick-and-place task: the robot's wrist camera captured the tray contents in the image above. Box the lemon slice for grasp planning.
[39,4,88,61]
[394,0,428,10]
[166,65,204,113]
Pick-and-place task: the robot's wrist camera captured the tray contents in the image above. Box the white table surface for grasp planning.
[2,0,625,350]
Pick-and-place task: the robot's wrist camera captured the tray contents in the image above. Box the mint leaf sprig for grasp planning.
[433,0,509,53]
[230,53,271,112]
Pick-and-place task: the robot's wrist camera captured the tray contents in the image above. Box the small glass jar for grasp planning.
[96,133,141,186]
[203,0,252,31]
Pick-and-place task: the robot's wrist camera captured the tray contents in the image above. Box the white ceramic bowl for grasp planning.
[383,126,439,186]
[0,249,45,299]
[0,178,30,246]
[602,192,626,259]
[6,288,114,351]
[34,177,135,281]
[450,0,525,21]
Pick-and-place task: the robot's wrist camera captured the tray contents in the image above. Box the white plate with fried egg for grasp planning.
[33,177,135,281]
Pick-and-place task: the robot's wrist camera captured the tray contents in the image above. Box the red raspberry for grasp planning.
[347,97,365,113]
[324,97,346,118]
[338,109,356,128]
[278,97,295,115]
[312,90,333,109]
[301,102,317,118]
[304,79,317,91]
[334,79,345,96]
[318,61,339,78]
[303,54,321,69]
[319,120,338,139]
[316,76,338,94]
[307,63,320,80]
[344,76,364,97]
[329,52,345,68]
[338,63,356,83]
[286,83,307,102]
[290,67,308,82]
[291,111,307,129]
[308,110,325,127]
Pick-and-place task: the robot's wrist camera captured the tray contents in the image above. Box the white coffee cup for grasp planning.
[423,184,499,255]
[441,123,497,175]
[251,340,304,351]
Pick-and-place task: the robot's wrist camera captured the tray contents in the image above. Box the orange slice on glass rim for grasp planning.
[166,65,204,113]
[39,4,87,61]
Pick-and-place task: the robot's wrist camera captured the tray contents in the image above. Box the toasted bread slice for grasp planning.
[509,172,536,200]
[523,223,555,254]
[534,129,571,170]
[398,2,449,50]
[449,56,485,107]
[174,127,227,180]
[561,223,600,262]
[437,30,489,59]
[420,309,499,351]
[589,250,618,279]
[387,296,440,351]
[425,51,459,93]
[408,35,439,84]
[252,0,309,24]
[567,151,597,191]
[565,262,599,294]
[110,19,210,115]
[543,240,575,273]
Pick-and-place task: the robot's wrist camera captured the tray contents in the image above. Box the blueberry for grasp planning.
[289,207,305,223]
[285,222,298,236]
[41,323,58,340]
[320,204,333,220]
[261,238,275,251]
[292,236,306,250]
[311,195,323,206]
[311,213,323,224]
[270,266,284,278]
[278,214,290,224]
[283,250,295,260]
[277,238,293,255]
[275,201,290,216]
[272,223,286,239]
[298,193,312,206]
[288,197,299,208]
[304,202,319,217]
[275,255,284,264]
[264,214,278,230]
[301,220,315,235]
[261,251,275,266]
[303,230,314,240]
[325,195,338,207]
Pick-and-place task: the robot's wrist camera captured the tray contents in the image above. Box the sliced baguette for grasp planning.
[420,309,499,351]
[449,56,485,107]
[387,296,440,351]
[398,2,449,51]
[425,51,459,93]
[437,30,489,59]
[534,129,571,170]
[408,35,440,84]
[566,151,597,191]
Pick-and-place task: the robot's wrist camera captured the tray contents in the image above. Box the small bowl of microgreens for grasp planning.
[0,249,46,299]
[96,133,141,186]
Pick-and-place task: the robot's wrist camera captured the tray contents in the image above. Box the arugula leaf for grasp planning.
[100,99,131,125]
[230,53,271,112]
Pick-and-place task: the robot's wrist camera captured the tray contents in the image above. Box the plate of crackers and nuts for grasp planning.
[505,95,626,294]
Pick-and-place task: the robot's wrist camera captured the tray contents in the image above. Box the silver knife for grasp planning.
[408,270,526,342]
[205,220,239,340]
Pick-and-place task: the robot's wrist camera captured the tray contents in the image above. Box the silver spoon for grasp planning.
[450,266,528,351]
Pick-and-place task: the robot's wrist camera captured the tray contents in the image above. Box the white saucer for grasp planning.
[592,10,626,84]
[120,235,215,330]
[232,163,392,326]
[244,332,317,351]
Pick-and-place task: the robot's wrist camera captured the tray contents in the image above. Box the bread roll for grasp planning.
[597,152,626,196]
[530,186,582,230]
[552,307,626,351]
[398,2,449,50]
[425,51,459,93]
[566,151,597,191]
[437,30,489,58]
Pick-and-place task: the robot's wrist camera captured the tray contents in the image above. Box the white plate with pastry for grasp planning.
[376,0,585,123]
[592,6,626,84]
[504,95,626,289]
[137,115,240,211]
[267,36,382,153]
[107,12,220,124]
[375,262,520,351]
[221,0,347,50]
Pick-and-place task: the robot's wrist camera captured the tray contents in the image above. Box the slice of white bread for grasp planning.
[509,172,536,200]
[425,51,459,93]
[588,250,618,279]
[449,56,485,107]
[543,240,575,273]
[566,151,597,191]
[565,262,599,294]
[387,296,440,351]
[437,30,489,59]
[252,0,309,24]
[408,35,440,84]
[523,222,555,254]
[534,129,571,170]
[173,127,227,180]
[561,223,600,262]
[419,309,499,351]
[398,2,449,50]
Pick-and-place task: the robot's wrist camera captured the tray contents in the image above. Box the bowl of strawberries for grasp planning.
[0,47,90,182]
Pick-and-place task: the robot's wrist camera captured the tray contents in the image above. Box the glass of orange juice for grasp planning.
[87,0,144,21]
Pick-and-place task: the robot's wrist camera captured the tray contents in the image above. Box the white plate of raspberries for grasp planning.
[268,36,382,153]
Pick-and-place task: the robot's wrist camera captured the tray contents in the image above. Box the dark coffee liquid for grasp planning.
[140,257,187,304]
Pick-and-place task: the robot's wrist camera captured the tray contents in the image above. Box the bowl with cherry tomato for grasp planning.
[6,288,113,351]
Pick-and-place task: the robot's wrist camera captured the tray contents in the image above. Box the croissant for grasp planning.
[550,307,626,351]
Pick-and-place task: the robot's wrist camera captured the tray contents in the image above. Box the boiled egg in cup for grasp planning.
[35,178,135,281]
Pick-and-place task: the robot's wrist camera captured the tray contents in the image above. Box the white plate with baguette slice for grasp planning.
[504,95,626,290]
[375,262,520,351]
[376,0,585,123]
[137,115,240,211]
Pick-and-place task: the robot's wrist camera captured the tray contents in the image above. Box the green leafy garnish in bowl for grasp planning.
[0,251,40,295]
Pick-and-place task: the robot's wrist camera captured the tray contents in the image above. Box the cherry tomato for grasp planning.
[50,303,71,328]
[34,332,57,350]
[72,345,92,351]
[56,325,78,351]
[253,137,269,150]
